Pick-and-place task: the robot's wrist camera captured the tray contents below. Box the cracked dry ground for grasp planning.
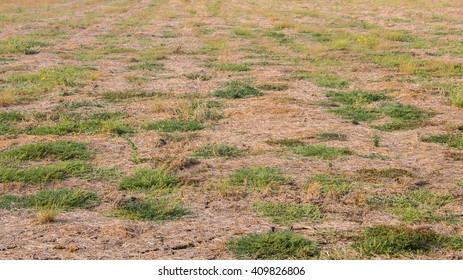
[1,0,463,259]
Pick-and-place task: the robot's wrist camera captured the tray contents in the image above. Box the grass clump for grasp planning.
[127,62,164,71]
[449,87,463,108]
[380,102,433,121]
[0,141,92,163]
[326,90,390,106]
[119,168,180,193]
[24,120,132,136]
[0,188,99,210]
[377,102,433,131]
[421,133,463,149]
[110,197,189,222]
[254,203,322,226]
[328,106,382,122]
[143,119,203,132]
[185,72,213,81]
[0,111,24,122]
[257,84,289,91]
[193,144,244,158]
[316,132,347,141]
[310,174,354,197]
[212,81,263,99]
[374,120,423,131]
[0,38,47,55]
[101,90,164,101]
[0,161,94,184]
[266,139,304,147]
[227,231,318,260]
[292,71,348,88]
[352,225,463,257]
[293,144,353,160]
[229,167,291,191]
[367,189,455,223]
[54,101,103,111]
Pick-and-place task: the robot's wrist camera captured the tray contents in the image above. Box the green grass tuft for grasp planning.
[421,133,463,149]
[380,102,433,121]
[143,119,204,132]
[101,90,164,101]
[310,174,354,197]
[292,71,348,88]
[229,167,291,190]
[193,144,243,158]
[0,141,92,163]
[110,197,189,221]
[257,84,289,91]
[212,63,251,71]
[328,106,382,122]
[0,111,24,122]
[0,188,99,210]
[127,62,164,71]
[227,231,318,260]
[119,168,180,193]
[352,225,463,257]
[293,144,353,159]
[212,81,263,99]
[0,161,96,184]
[367,189,454,223]
[254,202,322,226]
[326,90,390,105]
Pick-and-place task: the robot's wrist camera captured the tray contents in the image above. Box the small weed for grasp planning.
[193,144,244,158]
[36,205,60,224]
[119,168,180,193]
[229,167,291,191]
[227,231,318,260]
[212,81,263,99]
[253,202,322,226]
[352,225,463,257]
[143,119,203,132]
[110,197,189,222]
[0,188,99,210]
[293,144,353,160]
[373,135,381,147]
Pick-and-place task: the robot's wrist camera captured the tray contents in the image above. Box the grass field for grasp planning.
[0,0,462,260]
